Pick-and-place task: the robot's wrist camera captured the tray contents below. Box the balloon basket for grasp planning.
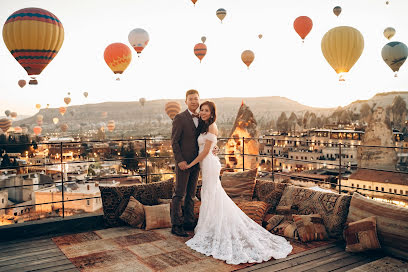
[116,77,120,81]
[29,79,38,85]
[394,73,398,77]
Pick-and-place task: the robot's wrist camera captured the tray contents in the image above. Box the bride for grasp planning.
[185,101,293,265]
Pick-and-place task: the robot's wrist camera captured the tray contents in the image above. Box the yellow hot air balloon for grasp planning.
[382,41,408,77]
[216,8,227,23]
[384,27,396,40]
[35,104,41,110]
[104,43,132,80]
[53,117,59,125]
[241,50,255,69]
[2,8,64,85]
[64,97,71,105]
[321,26,364,81]
[165,102,181,120]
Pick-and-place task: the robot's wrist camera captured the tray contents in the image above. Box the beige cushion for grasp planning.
[119,196,145,228]
[347,192,408,259]
[221,168,257,200]
[266,215,285,232]
[344,216,381,253]
[236,201,269,225]
[144,204,171,230]
[293,214,329,242]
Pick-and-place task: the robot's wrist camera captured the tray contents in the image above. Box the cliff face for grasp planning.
[225,103,259,171]
[357,107,397,171]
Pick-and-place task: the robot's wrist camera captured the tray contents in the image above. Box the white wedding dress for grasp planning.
[185,132,293,265]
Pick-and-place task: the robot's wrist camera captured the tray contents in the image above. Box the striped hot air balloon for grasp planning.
[2,8,64,85]
[382,41,408,77]
[104,43,132,79]
[0,118,12,133]
[165,101,181,120]
[216,8,227,23]
[59,106,66,116]
[33,126,42,135]
[107,120,115,132]
[194,43,207,63]
[60,123,68,132]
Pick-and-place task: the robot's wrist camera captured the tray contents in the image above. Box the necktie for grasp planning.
[192,113,199,118]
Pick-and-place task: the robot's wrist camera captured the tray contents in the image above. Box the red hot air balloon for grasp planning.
[293,16,313,42]
[194,43,207,63]
[18,80,26,88]
[33,126,42,135]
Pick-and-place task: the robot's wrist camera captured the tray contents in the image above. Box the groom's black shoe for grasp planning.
[171,225,188,237]
[183,222,197,231]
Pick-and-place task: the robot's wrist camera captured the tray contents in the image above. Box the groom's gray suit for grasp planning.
[171,110,200,227]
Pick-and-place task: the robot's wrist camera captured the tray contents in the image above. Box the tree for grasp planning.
[121,143,139,175]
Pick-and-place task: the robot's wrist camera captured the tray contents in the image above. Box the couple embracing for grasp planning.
[171,89,292,265]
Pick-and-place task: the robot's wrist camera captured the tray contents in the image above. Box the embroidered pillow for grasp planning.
[221,168,257,200]
[266,215,285,232]
[144,204,172,230]
[119,196,145,228]
[236,201,269,225]
[293,214,329,242]
[344,216,381,252]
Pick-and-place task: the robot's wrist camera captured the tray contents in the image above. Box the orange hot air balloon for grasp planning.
[191,0,197,6]
[35,104,41,110]
[293,16,313,42]
[64,97,71,105]
[0,118,12,133]
[10,112,17,118]
[2,8,64,85]
[107,120,115,132]
[194,43,207,63]
[104,43,132,80]
[60,123,68,132]
[59,106,66,116]
[241,50,255,68]
[33,126,42,135]
[18,80,26,88]
[14,126,22,133]
[165,101,181,120]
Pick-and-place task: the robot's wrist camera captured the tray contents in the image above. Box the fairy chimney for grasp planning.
[357,107,397,171]
[225,102,259,171]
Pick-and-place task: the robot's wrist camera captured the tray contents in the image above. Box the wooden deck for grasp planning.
[0,233,391,272]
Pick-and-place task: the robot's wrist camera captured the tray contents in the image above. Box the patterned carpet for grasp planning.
[52,226,333,272]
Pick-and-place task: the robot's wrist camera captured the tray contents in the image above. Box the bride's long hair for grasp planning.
[197,101,216,134]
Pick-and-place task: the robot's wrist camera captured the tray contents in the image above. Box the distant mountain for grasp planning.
[345,91,408,112]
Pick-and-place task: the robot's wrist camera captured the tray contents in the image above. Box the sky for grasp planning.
[0,0,407,115]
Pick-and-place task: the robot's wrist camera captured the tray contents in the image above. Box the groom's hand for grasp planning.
[178,161,188,170]
[212,145,219,156]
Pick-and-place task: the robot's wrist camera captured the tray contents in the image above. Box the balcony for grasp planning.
[0,137,407,271]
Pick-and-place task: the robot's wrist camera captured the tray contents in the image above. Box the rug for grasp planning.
[347,256,408,272]
[52,226,333,272]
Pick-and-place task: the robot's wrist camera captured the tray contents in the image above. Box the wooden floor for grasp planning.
[0,235,386,272]
[237,242,385,272]
[0,235,79,272]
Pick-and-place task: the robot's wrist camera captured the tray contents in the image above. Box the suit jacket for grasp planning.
[171,110,199,164]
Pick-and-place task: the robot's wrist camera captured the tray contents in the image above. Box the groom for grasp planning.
[171,89,201,237]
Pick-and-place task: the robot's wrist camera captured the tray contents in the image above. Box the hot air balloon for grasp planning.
[293,16,313,42]
[201,36,206,43]
[35,104,41,110]
[258,34,263,39]
[46,104,50,108]
[194,43,207,63]
[333,6,342,17]
[104,43,132,80]
[0,118,12,133]
[67,92,71,96]
[60,123,68,132]
[64,97,71,105]
[18,80,26,88]
[165,101,181,120]
[14,126,22,133]
[10,112,17,119]
[53,117,59,125]
[59,107,66,116]
[128,28,149,56]
[107,120,115,132]
[33,126,42,135]
[2,8,64,85]
[241,50,255,69]
[216,8,227,23]
[139,98,146,107]
[83,92,88,98]
[384,27,396,40]
[382,41,408,77]
[4,110,11,117]
[321,26,364,81]
[191,0,197,6]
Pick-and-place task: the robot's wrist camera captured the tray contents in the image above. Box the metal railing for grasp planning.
[1,135,408,225]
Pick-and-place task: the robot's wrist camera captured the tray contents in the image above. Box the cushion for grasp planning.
[344,216,381,253]
[293,214,329,242]
[276,185,351,238]
[266,215,285,232]
[347,192,408,259]
[236,201,269,225]
[158,198,172,205]
[144,204,172,230]
[99,185,137,226]
[221,168,257,200]
[273,220,299,240]
[253,180,287,213]
[275,205,299,221]
[119,196,145,228]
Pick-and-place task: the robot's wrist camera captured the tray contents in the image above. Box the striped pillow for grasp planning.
[347,193,408,260]
[236,201,269,225]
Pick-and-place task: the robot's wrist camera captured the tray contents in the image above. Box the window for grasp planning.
[369,186,371,190]
[381,187,384,192]
[351,183,354,187]
[405,191,408,195]
[87,200,90,206]
[389,188,392,193]
[1,198,3,204]
[394,189,397,193]
[376,187,379,191]
[401,190,404,195]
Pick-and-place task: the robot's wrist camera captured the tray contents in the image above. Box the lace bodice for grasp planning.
[197,132,218,153]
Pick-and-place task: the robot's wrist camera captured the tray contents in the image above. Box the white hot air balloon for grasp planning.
[128,28,150,56]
